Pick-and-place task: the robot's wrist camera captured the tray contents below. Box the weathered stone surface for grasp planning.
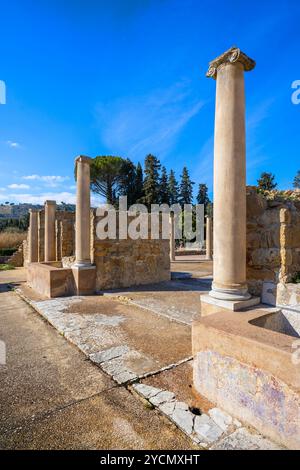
[208,408,233,432]
[171,402,194,435]
[246,189,300,297]
[211,428,283,450]
[133,384,162,399]
[89,345,130,364]
[193,414,223,443]
[150,391,175,406]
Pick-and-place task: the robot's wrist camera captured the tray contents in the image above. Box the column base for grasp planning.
[72,265,96,296]
[201,293,260,314]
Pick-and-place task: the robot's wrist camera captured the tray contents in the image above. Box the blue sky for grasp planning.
[0,0,299,204]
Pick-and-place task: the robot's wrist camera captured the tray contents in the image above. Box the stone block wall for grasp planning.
[91,211,171,290]
[246,188,300,297]
[24,210,75,265]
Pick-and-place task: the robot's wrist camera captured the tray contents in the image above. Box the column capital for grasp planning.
[29,208,40,213]
[206,46,255,80]
[75,155,92,165]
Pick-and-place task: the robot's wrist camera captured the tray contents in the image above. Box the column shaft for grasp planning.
[28,209,39,263]
[206,216,212,261]
[170,213,175,261]
[75,156,92,266]
[210,62,249,300]
[44,201,56,262]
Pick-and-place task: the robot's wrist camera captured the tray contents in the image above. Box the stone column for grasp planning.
[170,213,175,261]
[205,215,212,261]
[74,155,92,266]
[72,155,95,296]
[44,200,56,262]
[206,47,255,301]
[28,209,39,263]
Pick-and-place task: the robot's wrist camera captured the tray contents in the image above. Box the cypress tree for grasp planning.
[143,154,161,208]
[179,166,194,205]
[168,169,179,205]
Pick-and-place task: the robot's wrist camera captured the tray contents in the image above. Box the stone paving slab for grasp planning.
[16,291,192,384]
[103,278,210,325]
[131,383,284,450]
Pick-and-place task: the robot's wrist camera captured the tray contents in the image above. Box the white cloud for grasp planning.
[22,175,70,187]
[8,183,30,189]
[0,191,100,207]
[6,140,20,148]
[0,192,76,205]
[96,81,204,160]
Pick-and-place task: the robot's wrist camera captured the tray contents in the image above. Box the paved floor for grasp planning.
[0,280,196,450]
[0,264,284,450]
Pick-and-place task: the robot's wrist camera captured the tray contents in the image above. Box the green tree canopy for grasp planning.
[179,166,194,205]
[142,154,161,208]
[159,166,169,204]
[196,183,210,214]
[89,156,128,206]
[257,172,278,191]
[168,169,179,205]
[293,170,300,189]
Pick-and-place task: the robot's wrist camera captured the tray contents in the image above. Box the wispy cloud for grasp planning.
[6,140,21,148]
[22,175,70,187]
[193,98,274,190]
[96,81,204,161]
[8,183,30,189]
[0,192,76,205]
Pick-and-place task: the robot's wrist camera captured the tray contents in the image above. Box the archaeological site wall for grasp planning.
[91,211,170,290]
[25,208,170,293]
[246,187,300,304]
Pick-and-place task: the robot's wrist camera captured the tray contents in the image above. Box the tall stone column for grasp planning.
[72,155,95,295]
[44,200,56,262]
[205,215,212,261]
[170,213,175,262]
[206,47,255,302]
[74,155,92,266]
[28,209,39,263]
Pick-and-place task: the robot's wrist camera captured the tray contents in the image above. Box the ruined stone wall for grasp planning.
[92,211,170,290]
[24,210,75,265]
[246,188,300,297]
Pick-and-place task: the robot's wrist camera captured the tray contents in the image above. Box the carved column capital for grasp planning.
[206,46,255,79]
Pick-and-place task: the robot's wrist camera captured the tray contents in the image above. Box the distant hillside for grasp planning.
[0,202,75,219]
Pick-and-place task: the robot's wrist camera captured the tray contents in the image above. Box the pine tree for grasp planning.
[134,162,144,202]
[196,183,210,214]
[179,167,194,205]
[168,170,179,205]
[159,166,169,204]
[293,170,300,189]
[257,172,277,191]
[143,154,161,208]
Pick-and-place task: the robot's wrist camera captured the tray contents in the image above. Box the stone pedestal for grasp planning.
[205,216,212,261]
[28,209,39,263]
[73,155,96,295]
[169,213,175,261]
[206,47,257,309]
[44,200,56,262]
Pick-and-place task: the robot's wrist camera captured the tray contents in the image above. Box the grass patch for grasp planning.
[291,272,300,284]
[0,264,15,271]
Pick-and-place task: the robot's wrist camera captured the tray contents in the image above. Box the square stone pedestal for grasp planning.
[200,294,260,316]
[192,306,300,449]
[72,265,96,296]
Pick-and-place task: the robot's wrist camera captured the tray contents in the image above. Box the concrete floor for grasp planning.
[0,262,282,449]
[0,278,197,450]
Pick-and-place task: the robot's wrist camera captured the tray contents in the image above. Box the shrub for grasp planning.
[291,272,300,284]
[0,231,26,250]
[0,264,15,271]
